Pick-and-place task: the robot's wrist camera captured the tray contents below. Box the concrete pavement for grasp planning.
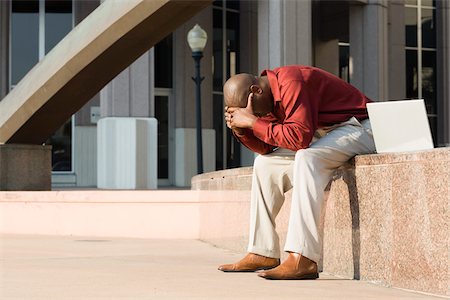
[0,235,443,299]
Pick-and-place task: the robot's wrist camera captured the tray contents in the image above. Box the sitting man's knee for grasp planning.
[295,148,316,161]
[253,154,266,170]
[253,153,282,171]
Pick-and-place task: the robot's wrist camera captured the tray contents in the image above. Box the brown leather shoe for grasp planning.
[218,253,280,272]
[257,252,319,280]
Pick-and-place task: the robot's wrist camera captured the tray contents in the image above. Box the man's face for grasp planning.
[249,82,274,117]
[251,94,271,117]
[224,91,270,118]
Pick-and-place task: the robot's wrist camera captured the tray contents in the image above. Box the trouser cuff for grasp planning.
[247,246,280,259]
[283,245,320,263]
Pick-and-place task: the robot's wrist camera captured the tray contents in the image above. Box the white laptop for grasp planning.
[366,99,434,153]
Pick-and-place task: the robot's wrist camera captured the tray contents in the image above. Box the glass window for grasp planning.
[213,8,223,91]
[421,8,436,48]
[226,11,239,79]
[405,7,418,47]
[45,0,72,54]
[405,0,417,5]
[213,1,241,169]
[428,116,437,144]
[155,96,169,179]
[12,0,39,12]
[422,50,436,114]
[213,94,224,170]
[404,1,437,145]
[11,0,74,171]
[406,50,418,99]
[339,44,349,82]
[422,0,434,7]
[45,0,73,172]
[226,0,239,11]
[213,0,223,8]
[154,34,173,88]
[48,118,72,171]
[11,0,39,86]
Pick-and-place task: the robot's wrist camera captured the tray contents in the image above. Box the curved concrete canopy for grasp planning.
[0,0,211,144]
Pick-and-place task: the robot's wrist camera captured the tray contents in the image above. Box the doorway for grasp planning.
[155,88,174,186]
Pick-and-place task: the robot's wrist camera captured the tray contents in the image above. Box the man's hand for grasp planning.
[225,107,244,135]
[224,94,258,132]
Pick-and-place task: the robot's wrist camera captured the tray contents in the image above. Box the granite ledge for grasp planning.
[191,167,253,188]
[192,147,449,297]
[354,147,450,166]
[192,148,450,189]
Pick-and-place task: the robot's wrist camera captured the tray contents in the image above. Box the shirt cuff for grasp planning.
[252,119,271,142]
[233,129,247,138]
[232,129,252,142]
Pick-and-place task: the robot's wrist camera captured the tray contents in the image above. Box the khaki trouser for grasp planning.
[247,117,376,263]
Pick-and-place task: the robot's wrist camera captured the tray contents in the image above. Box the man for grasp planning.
[218,65,375,280]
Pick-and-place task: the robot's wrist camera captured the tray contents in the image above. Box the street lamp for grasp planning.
[187,24,207,174]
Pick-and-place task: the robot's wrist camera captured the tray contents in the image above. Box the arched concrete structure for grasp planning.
[0,0,211,144]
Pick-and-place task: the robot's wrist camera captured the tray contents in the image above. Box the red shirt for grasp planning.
[234,65,372,154]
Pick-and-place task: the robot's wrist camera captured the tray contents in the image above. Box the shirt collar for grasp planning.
[260,69,281,103]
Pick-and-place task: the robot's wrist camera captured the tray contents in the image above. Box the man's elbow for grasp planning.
[286,144,307,152]
[287,136,312,151]
[255,148,273,155]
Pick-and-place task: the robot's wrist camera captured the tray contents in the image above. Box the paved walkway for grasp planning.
[0,235,443,299]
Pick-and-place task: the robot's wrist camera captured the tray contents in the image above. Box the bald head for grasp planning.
[223,73,256,108]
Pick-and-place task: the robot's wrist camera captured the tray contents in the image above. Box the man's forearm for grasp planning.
[232,127,245,135]
[232,128,274,155]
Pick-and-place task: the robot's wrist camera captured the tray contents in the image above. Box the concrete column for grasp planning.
[349,0,389,102]
[349,4,364,91]
[239,1,258,75]
[100,50,154,118]
[312,1,348,76]
[258,0,312,71]
[173,6,215,186]
[437,0,450,146]
[314,39,340,77]
[97,118,157,189]
[0,0,10,100]
[387,0,406,101]
[98,48,157,189]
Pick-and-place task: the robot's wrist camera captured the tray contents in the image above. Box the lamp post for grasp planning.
[187,24,207,174]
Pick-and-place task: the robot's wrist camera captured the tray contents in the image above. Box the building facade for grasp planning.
[0,0,449,188]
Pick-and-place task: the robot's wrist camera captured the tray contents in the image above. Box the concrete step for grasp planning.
[0,189,249,240]
[0,190,201,239]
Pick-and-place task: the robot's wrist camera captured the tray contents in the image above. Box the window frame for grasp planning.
[212,0,241,170]
[9,0,76,177]
[405,0,438,141]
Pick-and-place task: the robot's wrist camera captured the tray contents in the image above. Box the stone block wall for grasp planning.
[192,148,450,297]
[0,144,51,191]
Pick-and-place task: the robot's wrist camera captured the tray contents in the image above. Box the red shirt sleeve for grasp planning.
[252,80,316,151]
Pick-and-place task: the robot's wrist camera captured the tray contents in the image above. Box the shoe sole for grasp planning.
[260,273,319,280]
[219,265,280,273]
